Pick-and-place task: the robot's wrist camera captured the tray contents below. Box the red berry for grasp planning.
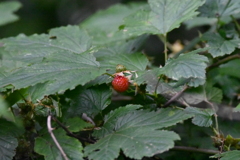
[112,75,129,92]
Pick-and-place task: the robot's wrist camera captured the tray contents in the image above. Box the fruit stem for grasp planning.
[163,34,168,63]
[104,73,114,78]
[158,34,169,64]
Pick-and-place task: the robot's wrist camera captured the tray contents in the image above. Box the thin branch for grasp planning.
[231,15,240,36]
[47,115,69,160]
[51,116,95,144]
[207,54,240,70]
[162,85,188,108]
[207,101,219,133]
[163,34,168,63]
[172,146,219,155]
[154,77,161,96]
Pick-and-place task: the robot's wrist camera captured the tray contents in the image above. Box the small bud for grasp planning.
[116,64,126,72]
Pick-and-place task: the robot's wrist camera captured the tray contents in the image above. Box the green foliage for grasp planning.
[211,150,240,160]
[0,0,240,159]
[0,1,21,26]
[122,0,205,36]
[185,107,214,127]
[203,32,240,57]
[0,96,14,121]
[34,129,83,160]
[67,85,112,117]
[0,119,24,160]
[85,106,192,160]
[81,3,146,45]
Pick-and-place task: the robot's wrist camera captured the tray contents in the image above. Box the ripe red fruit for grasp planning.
[112,75,129,92]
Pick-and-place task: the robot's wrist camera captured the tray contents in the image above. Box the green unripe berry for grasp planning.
[116,64,126,72]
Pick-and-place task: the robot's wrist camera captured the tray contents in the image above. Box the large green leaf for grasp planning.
[98,52,149,72]
[185,107,214,127]
[203,33,240,58]
[93,35,148,59]
[163,49,209,80]
[122,0,205,36]
[211,150,240,160]
[67,85,112,117]
[34,129,83,160]
[199,0,240,19]
[184,17,217,29]
[0,119,24,160]
[93,104,142,138]
[0,1,21,26]
[1,25,91,64]
[233,103,240,113]
[218,59,240,78]
[0,51,105,94]
[136,68,177,95]
[183,82,223,105]
[84,106,193,160]
[64,117,94,132]
[80,3,146,45]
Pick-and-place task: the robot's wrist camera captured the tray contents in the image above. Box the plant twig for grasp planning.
[162,85,188,108]
[207,101,219,132]
[163,34,168,63]
[51,116,95,144]
[47,115,69,160]
[172,146,219,155]
[207,53,240,70]
[231,15,240,36]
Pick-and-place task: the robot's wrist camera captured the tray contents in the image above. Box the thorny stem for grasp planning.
[47,115,69,160]
[172,146,219,155]
[52,116,95,144]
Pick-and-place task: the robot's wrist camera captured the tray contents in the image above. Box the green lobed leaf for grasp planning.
[163,49,209,80]
[93,104,142,138]
[233,104,240,113]
[185,107,214,127]
[64,117,94,132]
[80,3,146,45]
[1,25,91,65]
[84,106,193,160]
[183,82,223,105]
[0,50,105,94]
[0,119,24,160]
[199,0,240,19]
[184,17,217,29]
[122,0,205,36]
[211,150,240,160]
[135,68,178,98]
[67,85,112,117]
[0,1,21,26]
[218,59,240,78]
[34,129,83,160]
[98,52,149,72]
[93,35,148,59]
[204,33,240,58]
